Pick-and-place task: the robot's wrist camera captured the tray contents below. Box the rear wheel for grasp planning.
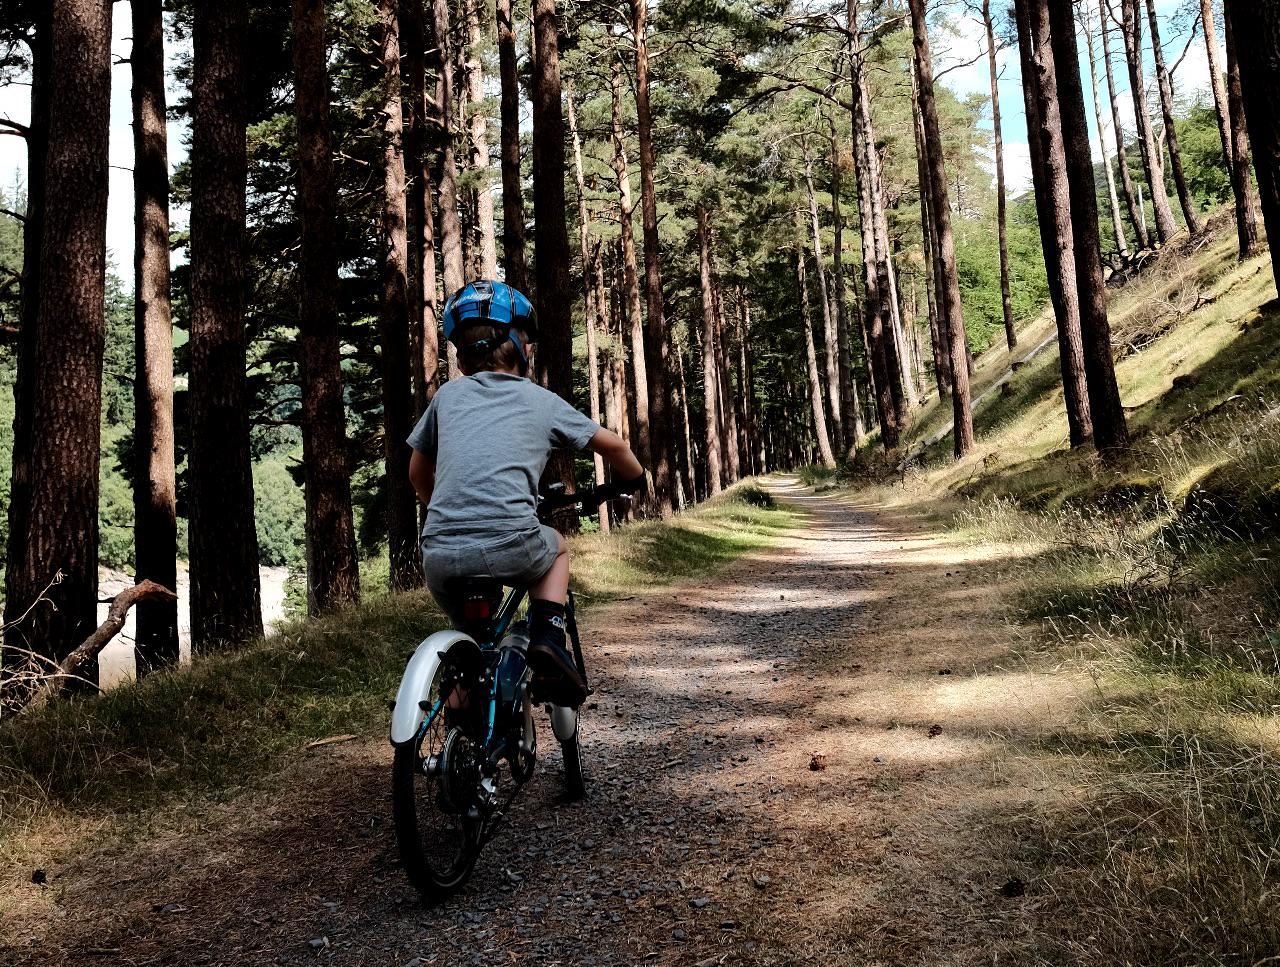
[391,666,483,902]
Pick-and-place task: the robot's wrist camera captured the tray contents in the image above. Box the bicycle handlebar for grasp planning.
[537,476,644,516]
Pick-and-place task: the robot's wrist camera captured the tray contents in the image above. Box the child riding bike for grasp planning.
[406,280,645,708]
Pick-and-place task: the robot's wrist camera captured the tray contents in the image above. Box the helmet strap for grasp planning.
[508,329,529,374]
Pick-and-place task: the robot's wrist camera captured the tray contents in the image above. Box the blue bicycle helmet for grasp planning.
[442,280,538,367]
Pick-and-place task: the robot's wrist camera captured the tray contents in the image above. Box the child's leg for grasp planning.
[526,531,587,706]
[529,531,569,603]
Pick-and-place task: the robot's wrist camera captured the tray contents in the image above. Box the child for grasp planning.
[407,280,645,708]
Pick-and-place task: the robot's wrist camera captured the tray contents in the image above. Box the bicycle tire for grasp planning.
[391,668,483,902]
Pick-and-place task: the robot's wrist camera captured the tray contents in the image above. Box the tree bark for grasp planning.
[851,34,900,450]
[189,0,263,650]
[1101,0,1151,250]
[1048,0,1129,454]
[496,0,527,291]
[131,0,179,674]
[908,0,974,459]
[711,261,741,483]
[803,144,842,448]
[566,86,609,533]
[401,0,440,409]
[292,0,362,611]
[375,0,421,589]
[461,0,497,277]
[983,0,1018,350]
[609,53,652,472]
[1145,0,1202,235]
[2,0,111,691]
[1222,2,1260,260]
[4,6,50,689]
[1016,0,1094,448]
[1202,0,1233,170]
[431,0,466,307]
[696,204,724,495]
[826,118,862,451]
[673,336,698,501]
[631,0,675,518]
[912,67,950,401]
[1226,0,1280,291]
[796,242,837,470]
[1118,0,1179,243]
[529,0,578,516]
[1083,1,1131,257]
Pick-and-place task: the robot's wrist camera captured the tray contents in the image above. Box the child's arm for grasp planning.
[585,428,644,485]
[409,449,436,507]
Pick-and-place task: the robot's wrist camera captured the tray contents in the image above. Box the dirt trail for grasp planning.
[5,477,1078,966]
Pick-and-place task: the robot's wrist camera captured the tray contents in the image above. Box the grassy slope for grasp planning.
[867,210,1280,962]
[0,486,797,848]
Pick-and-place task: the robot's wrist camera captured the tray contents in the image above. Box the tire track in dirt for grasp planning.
[5,477,1075,966]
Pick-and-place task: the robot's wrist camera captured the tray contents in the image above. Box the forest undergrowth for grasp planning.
[833,213,1280,962]
[0,484,794,883]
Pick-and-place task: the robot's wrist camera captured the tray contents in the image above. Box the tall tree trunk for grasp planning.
[803,144,842,448]
[1222,2,1260,260]
[796,243,838,470]
[1101,0,1151,250]
[609,53,651,472]
[376,0,420,589]
[852,36,900,450]
[292,0,361,611]
[131,0,179,675]
[983,0,1018,350]
[1084,1,1131,257]
[1145,0,1202,234]
[674,337,697,501]
[1049,0,1129,454]
[189,0,263,650]
[2,0,110,698]
[3,6,50,691]
[1226,0,1280,290]
[913,69,950,401]
[567,87,610,533]
[696,205,724,495]
[401,0,440,410]
[1016,0,1094,448]
[431,0,466,308]
[826,117,862,450]
[530,0,578,514]
[461,0,497,276]
[712,267,741,483]
[1118,0,1179,243]
[1202,0,1233,170]
[909,0,974,458]
[496,0,527,290]
[631,0,675,518]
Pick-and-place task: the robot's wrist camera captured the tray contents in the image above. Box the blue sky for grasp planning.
[0,0,1212,281]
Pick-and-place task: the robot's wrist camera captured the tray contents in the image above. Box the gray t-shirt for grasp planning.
[407,371,600,543]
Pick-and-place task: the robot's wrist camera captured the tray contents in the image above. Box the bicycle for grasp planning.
[388,482,626,903]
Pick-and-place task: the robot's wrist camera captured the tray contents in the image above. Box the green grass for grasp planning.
[910,212,1280,962]
[0,483,796,841]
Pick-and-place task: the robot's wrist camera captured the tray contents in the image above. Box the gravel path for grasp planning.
[8,477,1063,966]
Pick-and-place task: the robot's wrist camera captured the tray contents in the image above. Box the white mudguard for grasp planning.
[389,630,482,745]
[549,704,579,743]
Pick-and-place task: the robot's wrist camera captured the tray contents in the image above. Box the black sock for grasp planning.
[529,598,567,650]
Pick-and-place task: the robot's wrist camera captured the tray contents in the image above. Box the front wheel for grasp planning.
[391,667,483,903]
[561,718,585,801]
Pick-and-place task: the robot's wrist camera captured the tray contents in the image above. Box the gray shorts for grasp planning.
[421,524,562,619]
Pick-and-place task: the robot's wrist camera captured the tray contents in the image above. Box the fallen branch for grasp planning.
[21,580,178,713]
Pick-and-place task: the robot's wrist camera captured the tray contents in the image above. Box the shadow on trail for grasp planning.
[8,478,1059,967]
